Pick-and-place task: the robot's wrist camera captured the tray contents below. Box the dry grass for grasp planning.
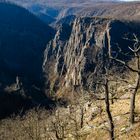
[0,88,140,140]
[85,91,140,140]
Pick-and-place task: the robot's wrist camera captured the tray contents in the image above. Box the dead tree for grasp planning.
[80,106,84,128]
[104,78,115,140]
[110,34,140,125]
[94,62,115,140]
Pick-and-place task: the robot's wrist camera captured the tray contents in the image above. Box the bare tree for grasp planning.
[94,61,115,140]
[104,77,114,140]
[110,34,140,125]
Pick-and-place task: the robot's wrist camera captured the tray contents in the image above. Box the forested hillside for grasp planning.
[0,1,55,118]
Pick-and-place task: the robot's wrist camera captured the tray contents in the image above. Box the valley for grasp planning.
[0,0,140,140]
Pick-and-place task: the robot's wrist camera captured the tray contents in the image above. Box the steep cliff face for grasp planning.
[43,17,139,95]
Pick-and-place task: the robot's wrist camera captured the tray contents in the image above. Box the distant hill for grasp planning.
[8,0,140,24]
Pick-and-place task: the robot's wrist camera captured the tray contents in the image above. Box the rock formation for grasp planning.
[43,17,140,95]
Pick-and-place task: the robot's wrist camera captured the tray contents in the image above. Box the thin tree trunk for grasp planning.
[80,107,84,128]
[130,73,140,124]
[105,79,115,140]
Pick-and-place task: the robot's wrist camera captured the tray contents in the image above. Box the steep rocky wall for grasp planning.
[43,17,139,95]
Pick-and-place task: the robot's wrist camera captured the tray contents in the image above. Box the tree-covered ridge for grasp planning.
[0,2,55,118]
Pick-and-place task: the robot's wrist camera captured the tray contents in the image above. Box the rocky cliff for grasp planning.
[43,17,140,96]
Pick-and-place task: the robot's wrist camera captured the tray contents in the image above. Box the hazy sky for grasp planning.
[122,0,140,1]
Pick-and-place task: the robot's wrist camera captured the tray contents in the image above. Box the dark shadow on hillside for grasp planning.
[0,88,56,119]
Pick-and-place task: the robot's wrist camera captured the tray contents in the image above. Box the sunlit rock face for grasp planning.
[43,17,140,94]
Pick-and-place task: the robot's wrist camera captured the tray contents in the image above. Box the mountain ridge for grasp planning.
[7,0,140,25]
[0,1,55,118]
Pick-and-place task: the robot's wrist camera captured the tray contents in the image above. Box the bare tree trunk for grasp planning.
[130,73,140,124]
[80,107,84,128]
[104,79,115,140]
